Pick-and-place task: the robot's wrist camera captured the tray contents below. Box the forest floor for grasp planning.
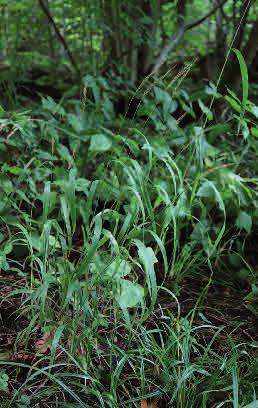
[0,80,257,407]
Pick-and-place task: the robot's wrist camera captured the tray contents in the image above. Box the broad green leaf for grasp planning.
[194,126,206,169]
[148,230,168,276]
[250,105,258,118]
[251,284,258,295]
[60,195,72,243]
[105,259,131,279]
[205,83,221,98]
[2,165,23,175]
[57,144,73,164]
[233,49,248,114]
[167,116,178,130]
[198,100,213,121]
[133,240,158,307]
[49,235,61,249]
[154,87,177,118]
[0,105,5,118]
[197,181,214,199]
[241,120,249,139]
[50,325,65,366]
[117,279,144,308]
[191,220,209,243]
[41,96,65,116]
[137,101,160,121]
[226,87,241,103]
[242,401,258,408]
[225,95,241,113]
[42,182,56,223]
[251,127,258,138]
[67,113,84,133]
[180,99,196,118]
[208,123,231,137]
[102,92,114,119]
[0,242,13,255]
[36,150,57,161]
[83,75,100,104]
[75,178,91,194]
[0,370,9,392]
[236,211,252,233]
[89,134,112,152]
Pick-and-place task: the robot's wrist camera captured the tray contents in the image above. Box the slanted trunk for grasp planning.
[38,0,80,76]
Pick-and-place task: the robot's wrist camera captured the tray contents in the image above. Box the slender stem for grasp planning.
[38,0,80,76]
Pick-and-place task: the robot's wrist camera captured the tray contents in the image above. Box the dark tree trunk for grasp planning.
[234,0,252,51]
[215,0,227,66]
[103,0,161,84]
[137,0,161,79]
[224,16,258,91]
[38,0,80,76]
[176,0,186,24]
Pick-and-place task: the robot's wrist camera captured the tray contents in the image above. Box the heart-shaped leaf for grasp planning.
[117,279,144,308]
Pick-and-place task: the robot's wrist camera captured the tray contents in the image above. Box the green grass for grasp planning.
[0,61,257,407]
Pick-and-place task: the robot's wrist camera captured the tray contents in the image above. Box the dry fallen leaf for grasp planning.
[15,352,34,362]
[141,400,158,408]
[34,331,53,354]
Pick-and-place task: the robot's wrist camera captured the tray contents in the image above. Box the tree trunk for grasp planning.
[241,16,258,67]
[137,0,161,79]
[176,0,186,25]
[224,16,258,91]
[102,0,158,84]
[234,0,252,51]
[153,0,228,75]
[38,0,80,76]
[215,0,227,64]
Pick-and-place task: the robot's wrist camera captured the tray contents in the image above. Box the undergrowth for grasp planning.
[0,54,257,407]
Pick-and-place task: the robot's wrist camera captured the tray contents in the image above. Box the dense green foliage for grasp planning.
[1,0,258,97]
[0,1,257,407]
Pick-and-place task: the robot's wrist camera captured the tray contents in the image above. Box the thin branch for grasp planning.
[38,0,80,76]
[153,0,228,73]
[153,27,185,73]
[185,0,228,30]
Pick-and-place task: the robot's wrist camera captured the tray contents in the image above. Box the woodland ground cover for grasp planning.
[0,0,258,407]
[0,58,257,407]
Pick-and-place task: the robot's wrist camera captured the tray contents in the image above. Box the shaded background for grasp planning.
[0,0,257,107]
